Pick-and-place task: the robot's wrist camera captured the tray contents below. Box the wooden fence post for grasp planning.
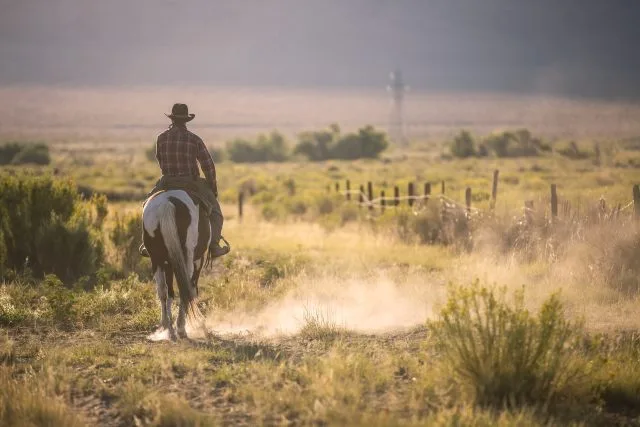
[524,200,534,225]
[491,169,499,209]
[381,190,386,213]
[408,182,415,207]
[367,182,373,211]
[359,185,365,208]
[465,187,472,215]
[394,186,400,206]
[238,191,244,221]
[346,180,351,201]
[424,182,431,200]
[634,184,640,219]
[335,182,340,193]
[441,181,445,195]
[551,184,558,218]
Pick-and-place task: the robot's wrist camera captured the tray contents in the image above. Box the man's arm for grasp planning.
[196,138,218,196]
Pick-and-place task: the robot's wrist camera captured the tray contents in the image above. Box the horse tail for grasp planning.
[157,202,199,321]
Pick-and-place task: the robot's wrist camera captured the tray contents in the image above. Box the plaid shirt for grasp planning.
[156,125,216,187]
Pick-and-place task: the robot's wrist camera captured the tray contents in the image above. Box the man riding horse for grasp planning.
[140,103,229,259]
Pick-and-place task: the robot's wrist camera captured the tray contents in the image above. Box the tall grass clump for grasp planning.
[0,368,85,427]
[431,282,582,407]
[299,306,345,340]
[109,212,149,277]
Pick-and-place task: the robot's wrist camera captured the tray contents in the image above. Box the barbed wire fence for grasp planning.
[323,170,640,224]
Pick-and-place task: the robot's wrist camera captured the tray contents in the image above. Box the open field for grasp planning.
[2,86,640,426]
[2,86,640,147]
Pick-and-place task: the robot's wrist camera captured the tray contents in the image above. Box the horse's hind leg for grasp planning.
[154,263,177,341]
[177,259,204,339]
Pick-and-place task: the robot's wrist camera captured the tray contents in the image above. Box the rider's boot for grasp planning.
[209,211,230,258]
[139,243,150,257]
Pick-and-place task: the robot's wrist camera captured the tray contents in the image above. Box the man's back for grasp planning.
[156,126,208,179]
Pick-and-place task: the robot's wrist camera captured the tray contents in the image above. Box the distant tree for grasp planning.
[294,127,337,161]
[226,131,290,163]
[485,132,515,158]
[0,142,50,165]
[450,130,476,158]
[294,124,388,161]
[331,125,388,160]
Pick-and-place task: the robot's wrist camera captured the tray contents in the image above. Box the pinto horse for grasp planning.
[142,190,213,340]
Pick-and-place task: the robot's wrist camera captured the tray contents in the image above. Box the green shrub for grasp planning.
[485,132,514,158]
[227,131,289,163]
[450,130,476,158]
[11,143,50,165]
[482,129,544,158]
[431,283,582,407]
[0,142,50,165]
[0,175,104,283]
[42,274,77,324]
[294,124,388,161]
[330,125,388,160]
[0,143,24,164]
[35,213,105,283]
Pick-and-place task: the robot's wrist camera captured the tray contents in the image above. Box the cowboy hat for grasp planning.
[165,103,195,122]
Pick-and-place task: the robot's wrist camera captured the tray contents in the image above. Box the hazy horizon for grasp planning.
[2,1,640,99]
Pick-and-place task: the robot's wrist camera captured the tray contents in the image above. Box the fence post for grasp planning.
[634,184,640,219]
[491,169,499,209]
[524,200,534,225]
[359,185,365,209]
[424,182,431,198]
[367,182,374,211]
[381,190,385,213]
[465,187,472,215]
[551,184,558,218]
[238,191,244,222]
[408,182,415,207]
[335,182,340,193]
[394,186,400,206]
[346,180,351,201]
[441,181,445,195]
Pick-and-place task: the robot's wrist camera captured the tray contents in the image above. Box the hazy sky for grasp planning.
[1,0,639,98]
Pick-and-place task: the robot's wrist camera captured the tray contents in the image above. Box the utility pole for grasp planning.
[387,69,408,146]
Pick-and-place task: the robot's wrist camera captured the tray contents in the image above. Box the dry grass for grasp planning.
[2,97,640,424]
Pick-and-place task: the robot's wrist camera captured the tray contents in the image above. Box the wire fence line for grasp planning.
[328,178,640,222]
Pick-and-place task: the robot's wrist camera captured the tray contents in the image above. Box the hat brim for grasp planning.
[166,113,195,122]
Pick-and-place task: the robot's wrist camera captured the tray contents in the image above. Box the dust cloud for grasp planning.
[204,272,445,337]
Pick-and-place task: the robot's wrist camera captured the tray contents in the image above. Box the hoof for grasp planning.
[177,329,188,339]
